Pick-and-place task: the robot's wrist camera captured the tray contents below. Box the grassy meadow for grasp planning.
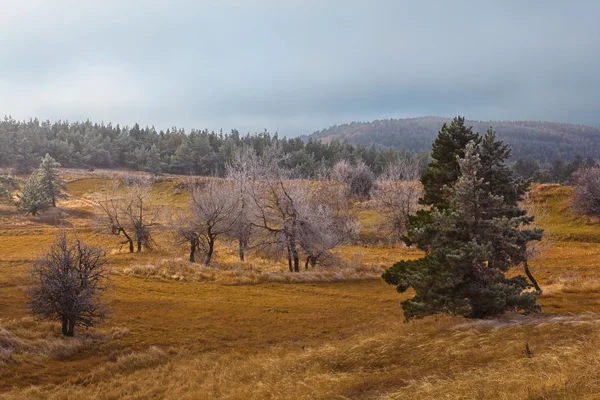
[2,173,600,399]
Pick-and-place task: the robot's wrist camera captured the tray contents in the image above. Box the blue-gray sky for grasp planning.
[1,0,599,135]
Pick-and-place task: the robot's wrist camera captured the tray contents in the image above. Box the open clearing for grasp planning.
[2,176,600,399]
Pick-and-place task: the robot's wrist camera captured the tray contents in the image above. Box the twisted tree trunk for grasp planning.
[524,261,542,294]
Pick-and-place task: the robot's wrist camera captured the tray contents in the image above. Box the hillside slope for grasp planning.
[307,117,600,161]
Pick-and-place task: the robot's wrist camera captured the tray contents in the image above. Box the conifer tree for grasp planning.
[37,154,67,207]
[16,175,51,215]
[383,140,542,320]
[420,116,481,210]
[405,117,481,248]
[145,144,162,174]
[0,173,18,204]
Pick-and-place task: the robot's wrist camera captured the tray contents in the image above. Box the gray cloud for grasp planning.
[1,0,599,135]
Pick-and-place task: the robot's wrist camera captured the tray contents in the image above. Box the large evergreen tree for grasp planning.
[405,117,481,249]
[37,154,67,207]
[384,138,542,320]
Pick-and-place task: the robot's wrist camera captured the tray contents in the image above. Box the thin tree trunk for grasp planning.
[524,260,542,293]
[189,237,197,262]
[137,239,142,253]
[120,229,134,253]
[52,196,56,207]
[304,257,311,270]
[292,248,299,272]
[61,316,69,336]
[205,237,215,266]
[238,237,245,261]
[287,247,293,272]
[67,319,75,337]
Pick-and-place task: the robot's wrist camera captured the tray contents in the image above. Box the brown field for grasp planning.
[2,175,600,399]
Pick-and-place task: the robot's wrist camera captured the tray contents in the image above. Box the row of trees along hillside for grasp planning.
[307,116,600,163]
[0,117,428,177]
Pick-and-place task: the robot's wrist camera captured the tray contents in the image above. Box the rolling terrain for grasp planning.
[307,117,600,161]
[1,172,600,398]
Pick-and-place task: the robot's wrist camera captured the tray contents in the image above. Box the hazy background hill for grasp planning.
[307,117,600,161]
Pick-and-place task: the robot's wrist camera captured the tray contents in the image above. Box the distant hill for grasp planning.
[306,117,600,161]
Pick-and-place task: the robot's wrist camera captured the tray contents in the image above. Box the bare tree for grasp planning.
[188,180,239,265]
[245,144,360,272]
[572,163,600,219]
[246,143,307,272]
[95,177,158,253]
[226,146,258,261]
[28,230,109,337]
[371,158,423,240]
[122,180,158,253]
[294,178,358,268]
[332,159,375,200]
[171,209,200,263]
[520,193,553,294]
[96,185,135,253]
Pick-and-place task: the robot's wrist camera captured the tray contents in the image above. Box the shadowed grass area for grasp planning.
[3,177,600,398]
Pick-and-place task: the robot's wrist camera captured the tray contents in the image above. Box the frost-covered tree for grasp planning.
[226,146,259,261]
[332,160,375,199]
[372,158,422,240]
[0,173,18,204]
[37,154,67,207]
[572,163,600,219]
[187,180,239,265]
[297,184,359,269]
[28,230,109,337]
[95,177,157,253]
[16,174,51,215]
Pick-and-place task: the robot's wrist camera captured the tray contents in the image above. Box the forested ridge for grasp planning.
[307,116,600,162]
[2,115,598,182]
[0,117,424,177]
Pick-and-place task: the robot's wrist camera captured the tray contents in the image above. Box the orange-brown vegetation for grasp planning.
[1,175,600,398]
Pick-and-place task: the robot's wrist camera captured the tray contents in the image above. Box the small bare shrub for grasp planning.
[28,230,110,337]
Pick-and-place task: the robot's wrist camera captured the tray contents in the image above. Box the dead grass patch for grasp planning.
[4,313,600,399]
[0,318,130,364]
[122,257,385,285]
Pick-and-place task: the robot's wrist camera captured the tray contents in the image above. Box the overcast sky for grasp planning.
[1,1,599,135]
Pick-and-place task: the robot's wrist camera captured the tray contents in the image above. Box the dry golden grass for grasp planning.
[122,256,386,285]
[3,313,600,399]
[3,176,600,399]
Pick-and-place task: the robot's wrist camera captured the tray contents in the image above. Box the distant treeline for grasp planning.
[0,118,428,177]
[513,155,595,184]
[309,116,600,162]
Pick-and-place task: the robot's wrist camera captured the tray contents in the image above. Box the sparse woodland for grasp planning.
[3,117,600,399]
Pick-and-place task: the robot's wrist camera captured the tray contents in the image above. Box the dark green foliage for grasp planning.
[384,129,542,320]
[145,144,162,174]
[513,157,539,180]
[37,154,68,207]
[16,175,51,215]
[420,117,481,210]
[0,118,423,178]
[405,117,480,249]
[513,155,590,184]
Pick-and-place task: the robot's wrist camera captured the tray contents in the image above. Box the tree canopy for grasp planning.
[384,122,542,320]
